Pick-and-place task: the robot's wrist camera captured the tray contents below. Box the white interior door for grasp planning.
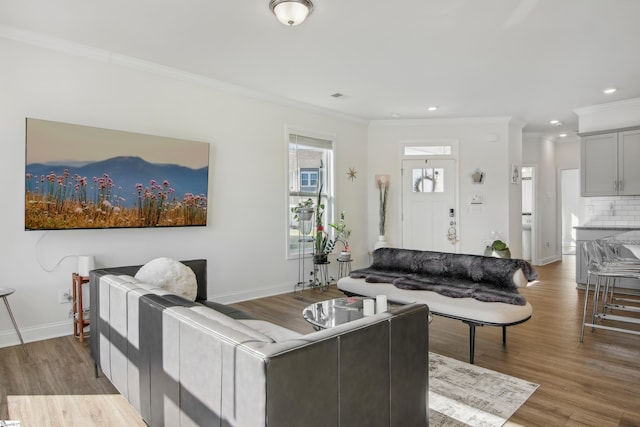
[402,158,457,251]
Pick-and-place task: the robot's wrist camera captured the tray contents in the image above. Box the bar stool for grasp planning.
[0,287,26,352]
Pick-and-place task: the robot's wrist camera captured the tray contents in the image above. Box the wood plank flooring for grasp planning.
[1,256,638,426]
[0,335,145,426]
[236,256,640,427]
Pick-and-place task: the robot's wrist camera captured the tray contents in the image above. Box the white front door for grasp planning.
[401,158,457,251]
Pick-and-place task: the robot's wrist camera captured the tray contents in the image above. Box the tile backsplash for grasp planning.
[582,196,640,226]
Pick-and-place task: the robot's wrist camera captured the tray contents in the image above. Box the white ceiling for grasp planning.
[2,0,640,137]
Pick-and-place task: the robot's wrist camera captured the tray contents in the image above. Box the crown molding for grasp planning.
[574,97,640,116]
[0,25,367,125]
[369,116,518,128]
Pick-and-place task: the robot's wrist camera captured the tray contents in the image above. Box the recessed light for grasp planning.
[603,88,617,94]
[549,120,563,126]
[427,106,438,111]
[559,133,567,138]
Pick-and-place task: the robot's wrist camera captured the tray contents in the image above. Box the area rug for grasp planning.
[429,353,539,427]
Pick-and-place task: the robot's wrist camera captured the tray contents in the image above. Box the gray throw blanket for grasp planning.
[349,248,537,306]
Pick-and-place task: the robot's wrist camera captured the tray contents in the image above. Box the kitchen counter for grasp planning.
[575,226,640,289]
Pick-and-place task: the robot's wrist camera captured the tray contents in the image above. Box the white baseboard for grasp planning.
[0,281,329,348]
[536,255,561,266]
[0,319,73,349]
[211,282,300,305]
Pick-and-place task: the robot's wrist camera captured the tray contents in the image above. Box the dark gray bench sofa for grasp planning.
[90,259,430,426]
[338,248,537,364]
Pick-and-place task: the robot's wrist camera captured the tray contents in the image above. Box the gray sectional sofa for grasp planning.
[89,260,430,426]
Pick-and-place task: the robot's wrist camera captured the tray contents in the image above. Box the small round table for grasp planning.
[312,261,330,291]
[1,287,26,351]
[337,259,352,278]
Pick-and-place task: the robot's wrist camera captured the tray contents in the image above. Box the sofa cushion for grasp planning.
[135,257,198,301]
[338,276,532,325]
[350,248,537,305]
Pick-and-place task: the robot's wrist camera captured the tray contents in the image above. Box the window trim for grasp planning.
[401,139,459,160]
[285,127,335,260]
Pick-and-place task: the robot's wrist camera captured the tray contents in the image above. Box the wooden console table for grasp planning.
[72,273,90,342]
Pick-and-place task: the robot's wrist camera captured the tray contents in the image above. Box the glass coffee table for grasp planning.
[302,297,371,330]
[303,297,431,331]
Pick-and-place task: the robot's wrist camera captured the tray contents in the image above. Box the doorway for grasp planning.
[521,165,537,264]
[401,158,457,251]
[560,169,580,256]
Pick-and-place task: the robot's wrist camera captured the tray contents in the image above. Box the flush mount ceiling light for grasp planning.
[603,87,617,94]
[427,106,438,111]
[269,0,314,26]
[549,119,563,126]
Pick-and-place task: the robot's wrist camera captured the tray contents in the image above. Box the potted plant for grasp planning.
[374,175,390,249]
[291,198,314,221]
[330,211,352,261]
[313,183,335,263]
[484,239,511,258]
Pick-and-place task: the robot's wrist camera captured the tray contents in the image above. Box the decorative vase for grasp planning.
[296,208,314,221]
[301,221,312,236]
[374,235,388,250]
[338,251,351,261]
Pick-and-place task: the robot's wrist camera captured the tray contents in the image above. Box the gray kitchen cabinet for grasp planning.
[581,129,640,196]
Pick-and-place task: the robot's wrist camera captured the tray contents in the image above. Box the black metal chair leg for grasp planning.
[502,325,507,344]
[463,321,478,364]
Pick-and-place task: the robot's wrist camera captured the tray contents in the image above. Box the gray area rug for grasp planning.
[429,353,539,427]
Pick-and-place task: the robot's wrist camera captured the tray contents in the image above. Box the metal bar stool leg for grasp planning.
[2,295,27,353]
[580,273,592,342]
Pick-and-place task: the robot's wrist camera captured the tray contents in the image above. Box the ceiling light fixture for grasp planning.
[603,88,617,94]
[269,0,313,26]
[427,106,438,111]
[559,133,568,138]
[550,119,563,126]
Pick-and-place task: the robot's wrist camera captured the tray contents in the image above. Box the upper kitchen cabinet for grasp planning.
[618,130,640,195]
[581,129,640,196]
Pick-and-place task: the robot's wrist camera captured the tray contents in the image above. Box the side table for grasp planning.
[312,261,330,291]
[337,259,352,278]
[72,273,90,342]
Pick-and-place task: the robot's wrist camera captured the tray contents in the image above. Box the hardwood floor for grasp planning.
[0,335,145,426]
[236,256,640,427]
[0,256,638,426]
